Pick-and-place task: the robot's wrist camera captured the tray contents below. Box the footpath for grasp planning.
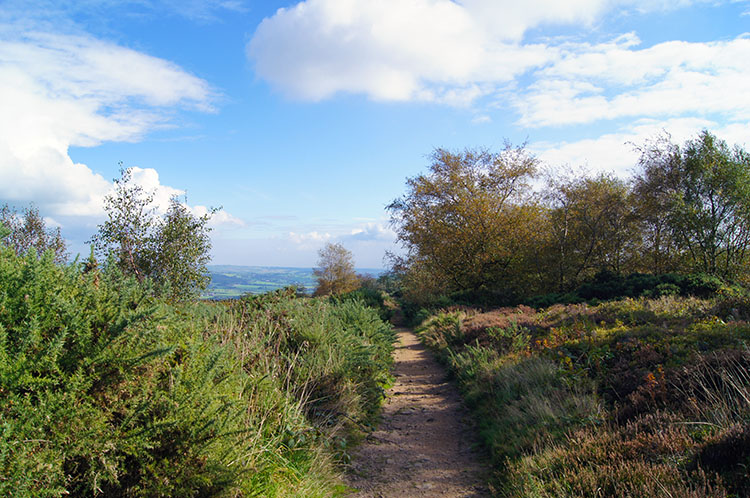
[346,328,490,497]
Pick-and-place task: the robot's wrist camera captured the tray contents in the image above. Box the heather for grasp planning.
[417,294,750,497]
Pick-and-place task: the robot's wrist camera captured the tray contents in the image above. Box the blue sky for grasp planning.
[1,0,749,268]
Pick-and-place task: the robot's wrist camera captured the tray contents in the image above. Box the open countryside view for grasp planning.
[2,1,750,496]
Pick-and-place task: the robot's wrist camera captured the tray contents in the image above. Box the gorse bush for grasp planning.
[417,295,750,497]
[235,289,395,434]
[0,244,394,496]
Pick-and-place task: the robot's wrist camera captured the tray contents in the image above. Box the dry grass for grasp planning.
[417,296,750,497]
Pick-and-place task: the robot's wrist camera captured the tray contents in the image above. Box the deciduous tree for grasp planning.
[631,135,685,274]
[0,204,67,264]
[89,168,155,282]
[387,144,538,301]
[89,167,217,300]
[150,197,214,299]
[634,131,750,278]
[313,242,360,296]
[542,173,639,291]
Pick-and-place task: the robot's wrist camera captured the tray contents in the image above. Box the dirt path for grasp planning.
[345,328,490,497]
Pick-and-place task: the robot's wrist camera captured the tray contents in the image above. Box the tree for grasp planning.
[387,144,538,301]
[89,168,156,282]
[89,167,217,300]
[0,204,67,264]
[631,135,685,274]
[313,242,360,296]
[633,131,750,278]
[150,197,213,298]
[541,173,640,291]
[385,252,448,308]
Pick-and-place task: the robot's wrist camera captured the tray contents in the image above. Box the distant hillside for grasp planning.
[205,265,385,298]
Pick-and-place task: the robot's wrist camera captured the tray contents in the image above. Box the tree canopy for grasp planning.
[634,130,750,278]
[390,131,750,307]
[387,144,539,301]
[89,167,216,300]
[541,173,638,292]
[313,242,360,296]
[0,204,67,264]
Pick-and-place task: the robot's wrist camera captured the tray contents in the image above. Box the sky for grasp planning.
[1,0,749,268]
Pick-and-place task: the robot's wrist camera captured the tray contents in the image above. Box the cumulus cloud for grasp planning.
[248,0,555,103]
[345,223,396,242]
[248,0,750,152]
[533,117,750,176]
[128,167,185,212]
[0,29,214,217]
[287,222,395,245]
[280,222,396,264]
[190,205,246,228]
[248,0,729,107]
[112,168,243,228]
[516,34,750,127]
[288,230,332,248]
[212,225,395,268]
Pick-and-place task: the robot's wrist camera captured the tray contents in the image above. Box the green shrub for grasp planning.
[0,245,394,496]
[334,287,393,321]
[653,282,681,297]
[683,273,725,297]
[541,271,728,308]
[527,292,583,308]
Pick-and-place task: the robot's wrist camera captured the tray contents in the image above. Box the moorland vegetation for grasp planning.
[0,171,395,496]
[393,130,750,497]
[417,296,750,496]
[3,128,750,497]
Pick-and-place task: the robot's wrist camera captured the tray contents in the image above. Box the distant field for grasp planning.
[204,265,385,299]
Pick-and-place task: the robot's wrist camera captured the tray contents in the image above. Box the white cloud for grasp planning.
[346,222,397,242]
[533,117,748,176]
[278,222,396,265]
[287,222,395,246]
[248,0,727,106]
[128,167,185,213]
[43,216,63,229]
[472,114,492,124]
[288,230,332,248]
[342,222,398,268]
[190,204,246,228]
[459,0,607,40]
[517,35,750,127]
[248,0,556,103]
[0,29,214,218]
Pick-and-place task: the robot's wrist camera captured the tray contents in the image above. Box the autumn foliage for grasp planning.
[313,242,361,296]
[389,131,750,309]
